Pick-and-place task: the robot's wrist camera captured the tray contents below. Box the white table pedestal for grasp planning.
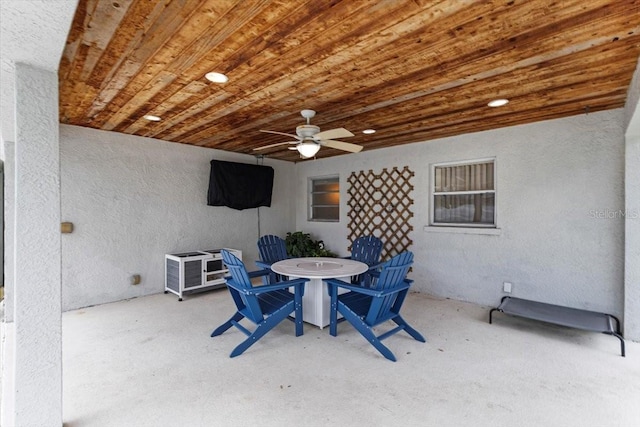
[271,257,368,329]
[298,277,349,328]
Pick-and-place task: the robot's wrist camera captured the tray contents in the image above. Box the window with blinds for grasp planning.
[432,159,496,227]
[309,175,340,222]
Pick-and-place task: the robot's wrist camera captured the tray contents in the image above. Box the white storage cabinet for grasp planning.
[164,248,241,301]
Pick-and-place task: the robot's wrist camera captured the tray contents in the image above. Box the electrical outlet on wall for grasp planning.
[503,281,512,293]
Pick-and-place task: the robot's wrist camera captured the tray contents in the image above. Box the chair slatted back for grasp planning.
[221,249,264,323]
[366,252,413,325]
[350,235,383,266]
[257,235,289,264]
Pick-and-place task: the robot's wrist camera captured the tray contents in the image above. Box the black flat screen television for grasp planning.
[207,160,274,210]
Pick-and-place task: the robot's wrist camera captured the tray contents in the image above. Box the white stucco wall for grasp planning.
[13,63,63,427]
[625,57,640,138]
[295,110,625,317]
[624,134,640,340]
[60,125,294,311]
[624,58,640,340]
[2,141,15,322]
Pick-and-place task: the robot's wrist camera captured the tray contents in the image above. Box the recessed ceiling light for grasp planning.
[488,99,509,107]
[362,129,376,134]
[143,114,161,121]
[205,72,228,83]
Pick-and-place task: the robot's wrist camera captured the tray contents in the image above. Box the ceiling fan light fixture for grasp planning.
[297,141,320,158]
[488,98,509,107]
[257,110,362,157]
[362,129,376,134]
[205,72,228,83]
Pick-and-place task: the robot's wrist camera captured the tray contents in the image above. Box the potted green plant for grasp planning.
[285,231,336,257]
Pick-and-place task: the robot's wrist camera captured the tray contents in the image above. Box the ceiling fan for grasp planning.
[255,109,363,158]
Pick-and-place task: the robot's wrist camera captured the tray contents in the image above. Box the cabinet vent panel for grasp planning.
[184,260,202,289]
[166,259,180,292]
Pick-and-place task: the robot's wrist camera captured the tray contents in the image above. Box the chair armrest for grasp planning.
[366,261,384,271]
[368,270,381,279]
[372,282,411,297]
[325,277,352,289]
[255,258,292,267]
[247,269,270,279]
[255,260,272,269]
[241,278,308,296]
[325,278,380,296]
[325,278,411,297]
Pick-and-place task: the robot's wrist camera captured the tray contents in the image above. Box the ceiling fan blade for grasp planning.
[253,141,298,151]
[315,127,354,140]
[321,139,363,153]
[260,129,301,140]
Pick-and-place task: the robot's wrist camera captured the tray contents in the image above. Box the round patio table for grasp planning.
[271,257,368,328]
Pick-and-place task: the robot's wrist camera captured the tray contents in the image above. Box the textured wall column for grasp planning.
[624,57,640,342]
[12,63,62,426]
[2,141,15,321]
[1,141,16,425]
[625,134,640,342]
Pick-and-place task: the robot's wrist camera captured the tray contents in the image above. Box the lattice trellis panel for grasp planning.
[347,166,415,260]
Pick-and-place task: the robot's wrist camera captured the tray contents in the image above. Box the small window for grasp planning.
[309,175,339,222]
[431,159,496,227]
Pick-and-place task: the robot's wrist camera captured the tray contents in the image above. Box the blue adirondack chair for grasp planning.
[211,249,307,358]
[345,235,383,287]
[256,234,290,283]
[326,251,425,361]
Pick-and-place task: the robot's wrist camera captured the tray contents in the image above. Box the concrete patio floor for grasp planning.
[62,290,640,427]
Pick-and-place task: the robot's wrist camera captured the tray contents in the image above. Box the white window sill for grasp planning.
[423,225,502,236]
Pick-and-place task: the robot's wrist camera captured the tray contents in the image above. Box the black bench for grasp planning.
[490,296,625,357]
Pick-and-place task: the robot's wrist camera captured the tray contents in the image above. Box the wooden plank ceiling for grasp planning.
[59,0,640,162]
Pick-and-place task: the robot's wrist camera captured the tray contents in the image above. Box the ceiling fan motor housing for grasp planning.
[296,124,320,139]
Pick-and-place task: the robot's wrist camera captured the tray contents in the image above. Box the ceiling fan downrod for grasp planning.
[300,109,316,124]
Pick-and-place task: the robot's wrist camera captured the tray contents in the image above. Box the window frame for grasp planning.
[308,174,340,222]
[429,157,497,228]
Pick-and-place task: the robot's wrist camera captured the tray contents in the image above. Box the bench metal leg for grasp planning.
[604,332,626,357]
[606,315,625,357]
[489,308,500,324]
